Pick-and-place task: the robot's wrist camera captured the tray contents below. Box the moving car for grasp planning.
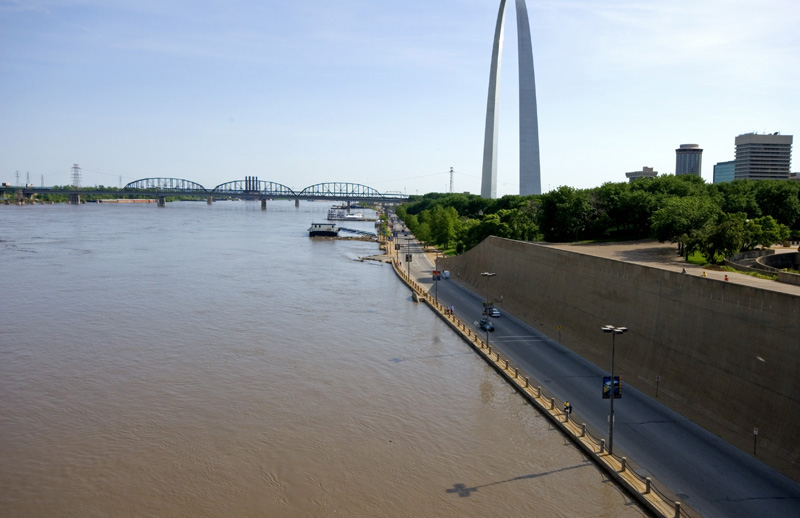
[489,307,501,317]
[479,317,494,332]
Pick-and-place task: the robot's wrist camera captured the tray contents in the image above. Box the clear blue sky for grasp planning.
[2,0,798,196]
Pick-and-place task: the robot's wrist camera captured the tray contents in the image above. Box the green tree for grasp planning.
[637,173,706,198]
[695,212,746,262]
[754,181,800,229]
[499,205,539,241]
[404,213,419,234]
[710,180,760,218]
[651,196,720,256]
[455,214,511,250]
[415,222,432,246]
[593,182,630,235]
[742,215,791,250]
[455,219,480,253]
[395,205,407,220]
[430,205,458,248]
[617,189,658,237]
[538,186,593,241]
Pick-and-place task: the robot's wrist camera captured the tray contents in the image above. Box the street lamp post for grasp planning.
[481,271,496,313]
[602,324,627,455]
[435,254,439,303]
[406,236,411,275]
[481,272,496,347]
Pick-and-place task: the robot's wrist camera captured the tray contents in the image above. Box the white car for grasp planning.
[489,307,501,317]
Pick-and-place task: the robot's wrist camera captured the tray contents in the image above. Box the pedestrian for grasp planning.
[563,401,573,414]
[702,271,708,278]
[681,268,686,274]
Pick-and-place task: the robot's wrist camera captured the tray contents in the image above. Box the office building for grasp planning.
[675,144,703,176]
[713,160,736,184]
[734,132,793,180]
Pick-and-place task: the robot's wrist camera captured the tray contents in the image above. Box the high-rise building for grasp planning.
[734,132,793,180]
[481,0,541,198]
[675,144,702,176]
[713,160,735,184]
[625,166,658,183]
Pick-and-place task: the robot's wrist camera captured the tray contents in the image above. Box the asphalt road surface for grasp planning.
[397,235,800,518]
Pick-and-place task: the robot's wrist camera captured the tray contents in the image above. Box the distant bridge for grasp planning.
[4,177,408,207]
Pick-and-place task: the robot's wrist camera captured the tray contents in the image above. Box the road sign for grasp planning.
[602,376,622,399]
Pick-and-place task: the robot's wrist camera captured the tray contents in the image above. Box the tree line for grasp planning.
[396,175,800,262]
[3,185,206,204]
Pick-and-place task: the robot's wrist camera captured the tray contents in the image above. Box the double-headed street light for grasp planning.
[602,324,627,455]
[406,235,412,274]
[434,254,440,303]
[481,272,496,347]
[481,271,496,311]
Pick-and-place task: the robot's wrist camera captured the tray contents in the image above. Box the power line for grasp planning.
[370,168,476,185]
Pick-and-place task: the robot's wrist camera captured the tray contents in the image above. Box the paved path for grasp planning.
[544,239,800,296]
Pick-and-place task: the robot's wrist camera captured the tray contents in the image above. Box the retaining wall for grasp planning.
[440,237,800,482]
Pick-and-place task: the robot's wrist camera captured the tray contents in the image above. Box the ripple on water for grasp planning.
[0,202,646,517]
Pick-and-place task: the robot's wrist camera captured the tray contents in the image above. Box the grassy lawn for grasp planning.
[720,266,778,280]
[686,251,709,266]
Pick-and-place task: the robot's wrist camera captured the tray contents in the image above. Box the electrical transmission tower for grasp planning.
[71,164,82,188]
[449,167,454,193]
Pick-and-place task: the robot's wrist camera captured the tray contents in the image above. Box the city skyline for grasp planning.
[1,0,798,196]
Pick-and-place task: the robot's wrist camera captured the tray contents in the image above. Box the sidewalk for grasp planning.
[543,239,800,296]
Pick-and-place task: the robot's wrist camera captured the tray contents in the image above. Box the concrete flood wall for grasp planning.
[440,237,800,482]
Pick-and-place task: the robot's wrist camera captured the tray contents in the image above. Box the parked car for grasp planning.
[479,317,494,332]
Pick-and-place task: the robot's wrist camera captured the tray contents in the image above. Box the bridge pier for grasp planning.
[295,199,299,208]
[68,193,81,204]
[261,198,267,210]
[207,196,213,205]
[157,196,166,208]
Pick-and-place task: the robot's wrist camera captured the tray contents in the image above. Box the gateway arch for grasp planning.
[481,0,541,198]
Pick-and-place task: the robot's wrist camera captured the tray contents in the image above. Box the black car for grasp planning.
[479,317,494,332]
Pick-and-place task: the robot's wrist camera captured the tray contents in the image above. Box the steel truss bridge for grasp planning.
[4,177,408,206]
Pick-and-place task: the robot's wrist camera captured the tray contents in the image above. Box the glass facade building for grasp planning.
[713,160,736,184]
